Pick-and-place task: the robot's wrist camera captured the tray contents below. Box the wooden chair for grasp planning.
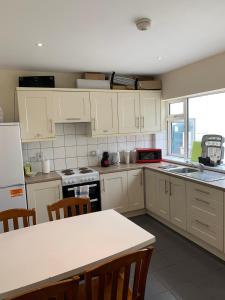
[47,197,91,221]
[0,208,36,233]
[9,276,79,300]
[78,247,154,300]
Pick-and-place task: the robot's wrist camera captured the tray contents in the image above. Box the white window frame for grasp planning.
[167,98,188,158]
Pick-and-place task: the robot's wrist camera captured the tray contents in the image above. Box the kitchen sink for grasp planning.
[167,167,199,174]
[186,171,225,182]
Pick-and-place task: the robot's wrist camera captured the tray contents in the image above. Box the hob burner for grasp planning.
[62,169,75,176]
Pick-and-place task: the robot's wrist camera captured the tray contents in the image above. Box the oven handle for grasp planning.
[67,183,97,192]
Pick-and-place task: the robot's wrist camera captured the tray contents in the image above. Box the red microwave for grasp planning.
[136,148,162,163]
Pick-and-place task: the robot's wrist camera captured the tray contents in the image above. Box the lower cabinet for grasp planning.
[186,182,223,251]
[100,169,144,213]
[145,170,186,229]
[26,180,62,224]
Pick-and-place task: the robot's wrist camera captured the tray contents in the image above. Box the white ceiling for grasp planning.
[1,0,225,75]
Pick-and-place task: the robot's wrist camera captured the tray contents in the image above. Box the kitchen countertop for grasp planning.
[25,171,61,184]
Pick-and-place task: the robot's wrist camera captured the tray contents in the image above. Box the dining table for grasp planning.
[0,209,155,299]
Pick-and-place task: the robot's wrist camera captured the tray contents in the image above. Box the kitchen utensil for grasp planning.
[101,152,110,167]
[124,151,130,164]
[111,152,120,165]
[42,160,50,174]
[130,150,137,163]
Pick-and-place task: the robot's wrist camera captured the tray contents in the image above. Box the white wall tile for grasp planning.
[22,143,28,150]
[76,135,88,146]
[97,137,108,144]
[55,124,64,135]
[75,123,87,135]
[127,142,136,151]
[108,143,117,152]
[49,160,55,171]
[53,135,64,147]
[65,135,76,146]
[65,146,76,158]
[40,140,53,148]
[88,144,98,155]
[77,145,88,157]
[27,142,40,149]
[117,142,127,152]
[117,136,126,143]
[22,149,28,162]
[88,137,98,145]
[88,156,99,167]
[42,148,54,160]
[28,149,41,160]
[53,147,65,159]
[64,123,75,135]
[77,157,88,168]
[126,135,135,142]
[107,136,117,143]
[54,159,66,170]
[66,158,77,169]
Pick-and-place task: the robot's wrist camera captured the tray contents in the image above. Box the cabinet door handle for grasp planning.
[141,116,144,128]
[103,130,108,133]
[195,197,210,205]
[140,172,143,185]
[164,180,167,193]
[135,117,139,129]
[101,179,105,192]
[195,188,210,195]
[66,117,81,121]
[195,219,210,228]
[169,182,172,196]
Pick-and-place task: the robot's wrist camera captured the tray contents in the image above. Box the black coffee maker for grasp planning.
[101,152,110,167]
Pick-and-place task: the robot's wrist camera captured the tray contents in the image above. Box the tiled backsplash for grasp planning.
[22,123,154,172]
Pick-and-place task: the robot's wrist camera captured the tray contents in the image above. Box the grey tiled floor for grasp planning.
[130,214,225,300]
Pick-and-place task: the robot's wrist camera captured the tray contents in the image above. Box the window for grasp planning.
[167,91,225,159]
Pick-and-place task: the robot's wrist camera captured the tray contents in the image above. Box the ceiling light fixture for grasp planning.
[157,56,163,61]
[36,43,43,47]
[135,18,151,31]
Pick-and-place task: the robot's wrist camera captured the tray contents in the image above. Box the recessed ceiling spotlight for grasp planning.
[36,43,44,47]
[157,56,163,61]
[135,18,151,31]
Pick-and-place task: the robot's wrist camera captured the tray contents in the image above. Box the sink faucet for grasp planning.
[198,163,205,172]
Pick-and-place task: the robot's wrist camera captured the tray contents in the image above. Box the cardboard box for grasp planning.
[83,73,105,80]
[75,79,110,89]
[112,84,135,90]
[138,80,161,90]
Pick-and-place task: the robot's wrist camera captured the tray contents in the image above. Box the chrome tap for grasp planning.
[198,163,205,172]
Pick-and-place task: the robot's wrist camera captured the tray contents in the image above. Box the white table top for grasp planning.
[0,210,155,299]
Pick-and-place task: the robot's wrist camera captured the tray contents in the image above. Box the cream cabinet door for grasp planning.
[101,172,128,213]
[17,91,56,142]
[140,91,161,133]
[26,180,62,224]
[170,176,187,230]
[118,92,140,134]
[145,169,158,213]
[157,173,170,221]
[54,91,90,122]
[127,169,144,211]
[90,92,118,136]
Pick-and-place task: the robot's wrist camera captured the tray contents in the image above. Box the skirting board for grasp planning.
[146,210,225,262]
[123,209,146,218]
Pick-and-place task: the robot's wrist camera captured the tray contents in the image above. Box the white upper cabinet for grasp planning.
[140,91,161,133]
[17,91,56,142]
[90,92,118,136]
[118,92,140,134]
[54,91,91,122]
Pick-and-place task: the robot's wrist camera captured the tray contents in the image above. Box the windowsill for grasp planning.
[163,155,225,174]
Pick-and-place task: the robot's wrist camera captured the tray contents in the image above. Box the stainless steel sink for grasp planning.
[186,171,225,182]
[167,167,199,174]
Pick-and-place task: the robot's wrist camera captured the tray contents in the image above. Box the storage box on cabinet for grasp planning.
[187,182,223,251]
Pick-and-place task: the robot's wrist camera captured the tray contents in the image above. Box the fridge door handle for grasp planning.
[0,183,25,189]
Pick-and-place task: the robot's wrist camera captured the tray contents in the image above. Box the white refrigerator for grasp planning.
[0,123,27,232]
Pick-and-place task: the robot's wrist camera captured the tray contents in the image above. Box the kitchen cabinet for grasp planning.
[145,169,158,213]
[118,92,140,134]
[17,91,56,142]
[127,169,144,211]
[140,91,161,133]
[54,91,91,122]
[187,182,223,251]
[26,180,62,224]
[101,171,128,213]
[90,92,118,136]
[170,177,187,230]
[157,173,170,221]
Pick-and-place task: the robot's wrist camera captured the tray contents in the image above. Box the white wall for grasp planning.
[0,69,81,122]
[160,51,225,100]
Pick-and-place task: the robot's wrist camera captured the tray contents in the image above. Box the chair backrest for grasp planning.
[84,247,153,300]
[10,276,79,300]
[47,197,91,221]
[0,208,36,233]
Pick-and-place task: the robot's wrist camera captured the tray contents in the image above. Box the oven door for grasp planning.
[63,181,101,212]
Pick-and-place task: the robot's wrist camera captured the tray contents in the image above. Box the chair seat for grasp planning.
[78,275,132,300]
